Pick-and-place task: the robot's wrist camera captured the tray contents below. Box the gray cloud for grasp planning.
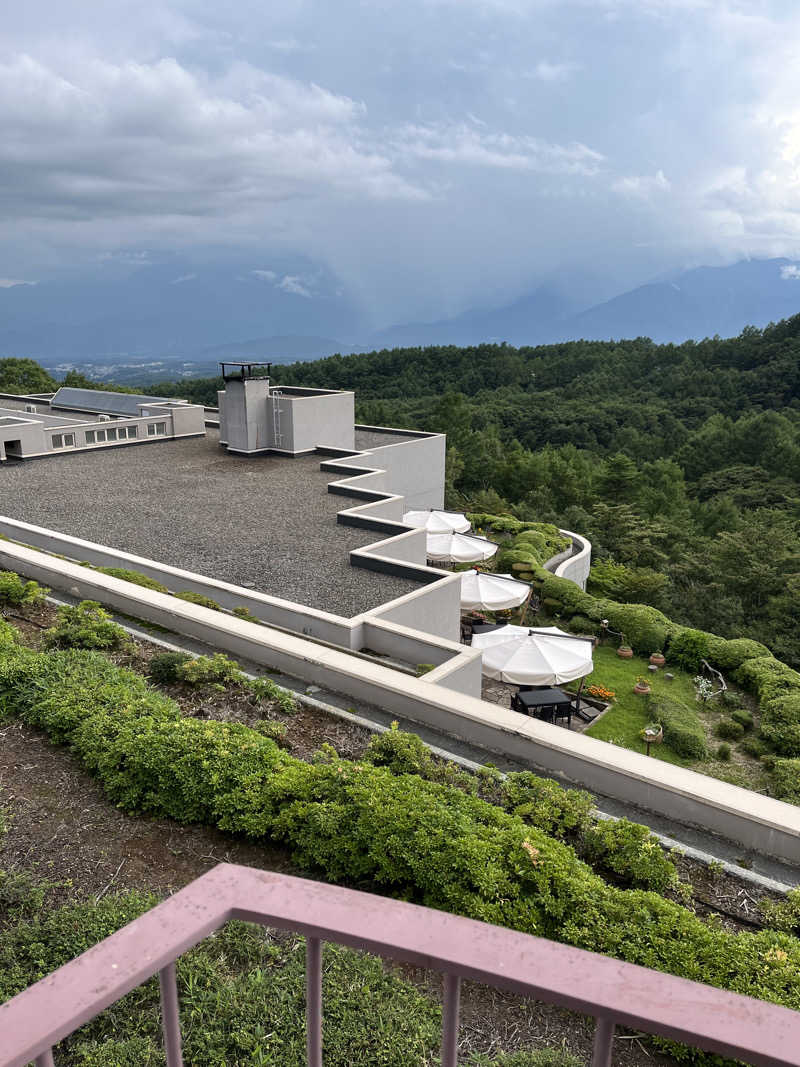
[2,0,800,323]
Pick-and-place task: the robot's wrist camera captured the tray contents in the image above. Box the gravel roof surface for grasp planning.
[0,431,422,616]
[354,428,424,449]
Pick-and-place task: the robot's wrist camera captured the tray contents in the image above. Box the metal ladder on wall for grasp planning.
[271,390,283,449]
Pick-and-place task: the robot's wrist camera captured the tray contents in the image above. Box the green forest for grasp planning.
[2,317,799,667]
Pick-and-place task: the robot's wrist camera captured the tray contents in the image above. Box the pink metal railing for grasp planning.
[2,863,800,1067]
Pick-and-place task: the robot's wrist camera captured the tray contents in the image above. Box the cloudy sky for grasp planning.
[4,0,800,323]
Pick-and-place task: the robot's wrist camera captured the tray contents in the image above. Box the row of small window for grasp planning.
[51,422,168,450]
[85,425,139,444]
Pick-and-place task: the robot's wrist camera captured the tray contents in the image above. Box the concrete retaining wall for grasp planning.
[555,529,592,590]
[4,536,800,866]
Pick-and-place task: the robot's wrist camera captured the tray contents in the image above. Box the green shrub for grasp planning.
[254,720,289,746]
[770,759,800,802]
[232,605,263,624]
[176,653,241,688]
[761,888,800,935]
[649,696,708,760]
[415,663,435,676]
[0,617,19,648]
[600,603,670,657]
[147,651,192,686]
[501,772,594,840]
[581,818,678,893]
[761,694,800,756]
[734,657,800,703]
[667,628,714,672]
[6,645,800,1035]
[43,601,130,651]
[364,724,436,777]
[739,737,768,759]
[716,719,745,741]
[0,570,47,606]
[541,598,561,615]
[174,590,223,611]
[247,676,297,716]
[720,689,743,709]
[730,708,753,730]
[706,637,771,672]
[716,743,732,761]
[94,567,169,594]
[566,615,595,635]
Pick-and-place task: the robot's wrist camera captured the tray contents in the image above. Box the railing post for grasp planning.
[159,961,183,1067]
[591,1016,615,1067]
[306,937,323,1067]
[441,973,462,1067]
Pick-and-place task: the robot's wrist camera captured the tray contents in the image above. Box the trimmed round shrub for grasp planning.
[667,628,714,672]
[567,615,596,635]
[770,759,800,802]
[541,598,562,615]
[600,603,671,657]
[364,725,435,777]
[720,690,743,710]
[649,696,709,760]
[739,737,768,760]
[734,657,800,703]
[760,694,800,756]
[148,651,192,686]
[717,742,732,761]
[716,719,745,742]
[706,637,771,672]
[730,708,753,731]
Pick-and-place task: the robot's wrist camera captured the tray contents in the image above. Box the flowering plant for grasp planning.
[587,684,615,701]
[693,676,714,703]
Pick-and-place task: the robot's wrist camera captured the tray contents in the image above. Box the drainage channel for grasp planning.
[44,594,800,893]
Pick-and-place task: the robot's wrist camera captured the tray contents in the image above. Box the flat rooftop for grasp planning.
[0,431,422,617]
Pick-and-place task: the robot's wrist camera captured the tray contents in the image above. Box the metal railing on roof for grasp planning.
[2,863,800,1067]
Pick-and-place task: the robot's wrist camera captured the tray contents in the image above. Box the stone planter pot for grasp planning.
[617,646,634,659]
[649,653,666,667]
[633,682,651,696]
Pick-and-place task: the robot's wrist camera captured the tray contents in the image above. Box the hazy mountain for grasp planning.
[554,259,800,344]
[0,256,364,361]
[369,258,800,350]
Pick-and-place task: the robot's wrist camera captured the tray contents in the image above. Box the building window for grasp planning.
[107,427,117,441]
[96,429,106,443]
[128,425,138,438]
[52,434,62,449]
[52,433,76,450]
[64,433,75,447]
[85,430,96,444]
[156,422,166,435]
[147,423,156,436]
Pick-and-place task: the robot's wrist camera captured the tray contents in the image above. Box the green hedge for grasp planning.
[649,696,709,761]
[3,641,800,1047]
[734,657,800,703]
[761,695,800,756]
[770,760,800,803]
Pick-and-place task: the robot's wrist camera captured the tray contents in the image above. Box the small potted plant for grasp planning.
[649,650,666,668]
[617,635,633,659]
[640,722,663,755]
[633,675,651,696]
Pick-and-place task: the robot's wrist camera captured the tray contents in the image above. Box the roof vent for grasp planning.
[98,414,111,422]
[25,404,37,413]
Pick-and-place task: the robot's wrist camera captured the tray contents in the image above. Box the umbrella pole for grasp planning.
[518,585,534,626]
[575,676,585,718]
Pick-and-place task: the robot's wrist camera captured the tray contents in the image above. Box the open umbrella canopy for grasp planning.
[427,532,498,563]
[460,569,529,611]
[403,509,471,534]
[471,625,593,685]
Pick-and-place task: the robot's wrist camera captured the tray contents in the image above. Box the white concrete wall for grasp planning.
[284,392,355,452]
[4,535,800,866]
[554,530,592,591]
[353,432,445,510]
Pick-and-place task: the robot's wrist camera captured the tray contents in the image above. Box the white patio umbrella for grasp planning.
[426,531,498,564]
[460,569,529,612]
[403,509,471,534]
[471,625,593,685]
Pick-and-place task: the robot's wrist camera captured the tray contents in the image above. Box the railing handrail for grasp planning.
[2,863,799,1067]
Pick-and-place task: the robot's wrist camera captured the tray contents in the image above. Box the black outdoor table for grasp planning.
[470,622,509,635]
[515,686,572,728]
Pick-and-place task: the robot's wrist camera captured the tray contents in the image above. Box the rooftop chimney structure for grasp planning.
[217,362,355,456]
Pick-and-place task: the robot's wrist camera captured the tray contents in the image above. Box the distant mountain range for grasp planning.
[2,256,800,377]
[370,259,800,349]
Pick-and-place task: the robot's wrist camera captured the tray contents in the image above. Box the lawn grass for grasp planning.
[581,646,693,766]
[580,646,769,791]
